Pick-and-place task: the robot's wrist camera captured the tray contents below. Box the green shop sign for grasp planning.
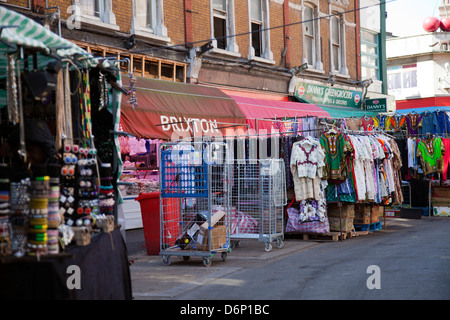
[295,81,363,108]
[365,98,387,113]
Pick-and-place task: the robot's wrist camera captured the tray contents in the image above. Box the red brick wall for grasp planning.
[7,0,360,81]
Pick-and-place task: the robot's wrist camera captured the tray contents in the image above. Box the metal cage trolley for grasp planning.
[159,141,231,267]
[230,158,287,252]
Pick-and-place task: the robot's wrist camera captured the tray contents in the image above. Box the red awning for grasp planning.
[396,97,450,110]
[229,95,331,131]
[120,77,247,140]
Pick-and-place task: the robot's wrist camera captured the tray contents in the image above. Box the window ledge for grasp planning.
[305,67,325,75]
[209,47,241,58]
[249,56,275,65]
[131,27,171,44]
[78,15,119,32]
[335,73,350,79]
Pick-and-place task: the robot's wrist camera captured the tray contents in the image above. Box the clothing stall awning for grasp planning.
[229,95,331,131]
[120,77,248,140]
[0,6,93,74]
[395,97,450,114]
[0,6,95,108]
[318,104,380,118]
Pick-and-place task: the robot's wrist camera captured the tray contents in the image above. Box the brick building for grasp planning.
[1,0,375,104]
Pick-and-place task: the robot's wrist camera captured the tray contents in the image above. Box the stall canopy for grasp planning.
[120,77,248,140]
[395,97,450,114]
[0,6,94,107]
[318,104,380,118]
[229,95,331,131]
[0,6,92,72]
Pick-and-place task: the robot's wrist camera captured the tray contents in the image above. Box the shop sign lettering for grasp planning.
[295,81,362,108]
[160,115,220,134]
[365,98,387,113]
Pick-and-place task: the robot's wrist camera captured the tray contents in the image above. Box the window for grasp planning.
[304,6,314,65]
[331,14,341,72]
[248,0,273,62]
[75,0,118,30]
[387,64,418,97]
[330,11,348,76]
[136,0,155,29]
[360,29,379,80]
[250,0,263,57]
[213,0,227,49]
[132,0,169,42]
[210,0,239,54]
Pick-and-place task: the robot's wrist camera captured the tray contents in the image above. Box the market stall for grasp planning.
[0,7,131,299]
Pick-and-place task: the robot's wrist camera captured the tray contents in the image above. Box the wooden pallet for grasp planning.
[286,231,352,242]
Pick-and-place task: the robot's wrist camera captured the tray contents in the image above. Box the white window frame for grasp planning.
[360,28,379,81]
[74,0,119,31]
[248,0,274,64]
[302,2,323,71]
[330,11,348,76]
[209,0,240,56]
[131,0,169,44]
[387,64,419,98]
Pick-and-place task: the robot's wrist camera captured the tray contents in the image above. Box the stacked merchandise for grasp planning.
[286,135,330,234]
[99,164,115,216]
[27,173,50,256]
[0,164,11,255]
[9,174,30,257]
[319,128,404,232]
[320,129,355,232]
[47,165,61,254]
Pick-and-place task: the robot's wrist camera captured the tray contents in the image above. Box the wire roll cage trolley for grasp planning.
[158,141,231,267]
[230,158,287,252]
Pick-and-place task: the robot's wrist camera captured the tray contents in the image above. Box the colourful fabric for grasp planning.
[320,132,352,183]
[403,113,423,135]
[417,137,445,175]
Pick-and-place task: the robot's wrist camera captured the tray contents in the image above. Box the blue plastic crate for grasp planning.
[354,221,382,232]
[160,148,208,198]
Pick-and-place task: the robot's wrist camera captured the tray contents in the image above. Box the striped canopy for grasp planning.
[0,6,96,106]
[0,6,94,73]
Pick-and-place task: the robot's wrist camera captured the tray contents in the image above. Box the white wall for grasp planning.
[386,33,450,99]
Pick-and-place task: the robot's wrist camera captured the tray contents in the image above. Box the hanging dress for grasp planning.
[416,136,445,175]
[320,131,352,183]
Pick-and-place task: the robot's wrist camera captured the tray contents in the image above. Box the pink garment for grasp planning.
[128,137,147,155]
[442,138,450,179]
[119,136,130,154]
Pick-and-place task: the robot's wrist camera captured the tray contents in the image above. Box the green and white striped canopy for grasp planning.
[0,6,90,57]
[0,6,96,106]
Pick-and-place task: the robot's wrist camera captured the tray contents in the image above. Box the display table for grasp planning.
[0,228,132,300]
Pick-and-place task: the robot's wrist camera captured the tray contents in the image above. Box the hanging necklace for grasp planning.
[6,53,19,124]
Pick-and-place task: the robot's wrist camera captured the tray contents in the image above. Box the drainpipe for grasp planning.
[379,0,387,95]
[184,0,194,49]
[355,0,361,81]
[283,0,291,69]
[45,0,61,37]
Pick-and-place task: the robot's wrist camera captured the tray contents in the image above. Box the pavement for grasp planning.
[124,216,434,300]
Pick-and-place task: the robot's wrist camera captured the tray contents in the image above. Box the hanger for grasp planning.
[327,122,337,135]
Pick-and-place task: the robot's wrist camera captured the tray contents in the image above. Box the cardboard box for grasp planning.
[327,203,355,218]
[197,224,227,251]
[328,217,353,232]
[371,206,383,223]
[354,204,371,224]
[354,211,370,224]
